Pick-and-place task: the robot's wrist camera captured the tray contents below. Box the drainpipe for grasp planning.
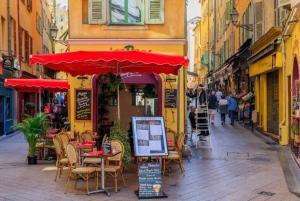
[279,32,287,145]
[7,0,11,56]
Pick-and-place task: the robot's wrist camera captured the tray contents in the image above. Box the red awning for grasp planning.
[4,79,70,92]
[29,51,189,76]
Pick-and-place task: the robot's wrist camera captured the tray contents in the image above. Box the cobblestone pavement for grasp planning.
[0,113,300,201]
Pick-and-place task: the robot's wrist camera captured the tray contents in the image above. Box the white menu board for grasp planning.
[132,116,168,157]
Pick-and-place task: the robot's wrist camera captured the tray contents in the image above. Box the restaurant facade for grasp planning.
[64,0,188,135]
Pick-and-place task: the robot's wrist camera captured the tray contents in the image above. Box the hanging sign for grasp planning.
[2,56,13,69]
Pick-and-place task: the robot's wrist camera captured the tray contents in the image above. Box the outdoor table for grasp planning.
[71,142,94,166]
[82,150,121,197]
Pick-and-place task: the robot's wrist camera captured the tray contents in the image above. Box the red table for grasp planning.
[71,142,94,166]
[82,150,121,197]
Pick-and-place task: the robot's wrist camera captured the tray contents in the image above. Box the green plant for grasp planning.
[100,72,122,92]
[12,113,50,157]
[25,102,35,110]
[291,119,299,136]
[109,120,132,165]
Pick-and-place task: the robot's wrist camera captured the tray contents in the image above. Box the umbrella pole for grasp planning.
[117,62,120,120]
[39,87,42,115]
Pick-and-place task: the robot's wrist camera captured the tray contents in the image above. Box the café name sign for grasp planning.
[2,56,13,69]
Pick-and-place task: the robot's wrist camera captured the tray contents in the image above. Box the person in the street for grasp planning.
[186,84,208,136]
[227,93,238,125]
[219,95,228,125]
[215,89,222,112]
[207,91,217,125]
[188,106,197,130]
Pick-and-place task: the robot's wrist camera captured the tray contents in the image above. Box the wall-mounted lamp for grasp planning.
[211,45,221,58]
[230,8,253,31]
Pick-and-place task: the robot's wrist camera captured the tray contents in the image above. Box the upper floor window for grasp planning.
[88,0,164,25]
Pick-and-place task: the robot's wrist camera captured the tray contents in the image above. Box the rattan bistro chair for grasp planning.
[163,132,185,176]
[53,136,68,181]
[96,140,126,193]
[64,143,97,195]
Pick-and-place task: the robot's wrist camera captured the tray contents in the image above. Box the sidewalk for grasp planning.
[0,113,299,200]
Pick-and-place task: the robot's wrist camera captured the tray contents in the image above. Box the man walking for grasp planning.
[227,93,238,125]
[207,91,217,125]
[219,95,228,125]
[215,89,222,112]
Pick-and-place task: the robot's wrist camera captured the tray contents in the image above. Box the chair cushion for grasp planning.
[83,157,102,164]
[167,154,180,159]
[72,167,96,174]
[60,158,68,164]
[103,166,120,173]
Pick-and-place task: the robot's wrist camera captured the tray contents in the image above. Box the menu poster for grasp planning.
[139,163,163,198]
[164,89,177,108]
[75,88,92,121]
[132,116,168,157]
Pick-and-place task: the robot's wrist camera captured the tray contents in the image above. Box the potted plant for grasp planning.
[109,120,132,166]
[12,113,50,165]
[25,102,35,116]
[291,119,299,142]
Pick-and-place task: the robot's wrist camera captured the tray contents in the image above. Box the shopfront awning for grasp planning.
[4,79,70,92]
[29,51,189,76]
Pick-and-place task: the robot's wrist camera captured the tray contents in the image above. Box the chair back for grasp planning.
[53,136,63,158]
[65,131,74,139]
[176,132,185,156]
[107,140,124,164]
[166,131,175,144]
[58,133,70,147]
[80,131,93,141]
[65,143,78,168]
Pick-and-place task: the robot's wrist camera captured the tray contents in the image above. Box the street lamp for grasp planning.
[50,24,58,39]
[230,8,253,31]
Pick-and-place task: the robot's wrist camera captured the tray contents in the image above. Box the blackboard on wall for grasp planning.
[164,89,177,108]
[74,88,92,121]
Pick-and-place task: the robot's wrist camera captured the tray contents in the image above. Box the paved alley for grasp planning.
[0,113,299,201]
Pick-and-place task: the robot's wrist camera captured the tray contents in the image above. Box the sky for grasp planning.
[187,0,201,21]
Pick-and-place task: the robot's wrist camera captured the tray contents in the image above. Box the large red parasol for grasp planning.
[29,50,189,119]
[29,51,189,76]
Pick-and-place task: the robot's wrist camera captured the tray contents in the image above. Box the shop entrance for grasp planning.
[267,71,279,135]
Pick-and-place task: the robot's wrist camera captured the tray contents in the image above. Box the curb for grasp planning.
[0,130,22,142]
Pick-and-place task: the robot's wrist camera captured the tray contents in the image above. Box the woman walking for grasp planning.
[218,95,228,125]
[227,93,238,125]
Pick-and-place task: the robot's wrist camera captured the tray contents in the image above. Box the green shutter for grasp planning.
[146,0,164,24]
[88,0,106,24]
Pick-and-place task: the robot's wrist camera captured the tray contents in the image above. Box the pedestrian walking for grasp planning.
[215,89,222,112]
[207,91,217,125]
[227,93,238,125]
[218,95,228,125]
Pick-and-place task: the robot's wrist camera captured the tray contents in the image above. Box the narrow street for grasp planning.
[0,112,299,201]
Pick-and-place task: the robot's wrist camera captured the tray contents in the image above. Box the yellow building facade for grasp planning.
[67,0,187,135]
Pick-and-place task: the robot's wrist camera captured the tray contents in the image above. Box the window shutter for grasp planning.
[19,27,23,62]
[88,0,106,24]
[146,0,164,24]
[255,2,263,40]
[25,31,29,63]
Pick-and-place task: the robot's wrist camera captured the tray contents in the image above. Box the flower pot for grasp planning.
[27,156,37,165]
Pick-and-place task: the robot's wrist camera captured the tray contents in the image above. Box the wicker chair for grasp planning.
[53,136,68,181]
[57,132,70,148]
[163,132,185,176]
[64,143,97,195]
[96,140,126,193]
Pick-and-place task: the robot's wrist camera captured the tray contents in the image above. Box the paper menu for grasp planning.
[137,129,149,140]
[149,140,162,151]
[149,125,162,135]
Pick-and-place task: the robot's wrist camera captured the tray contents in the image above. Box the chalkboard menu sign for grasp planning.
[164,89,177,108]
[139,162,164,198]
[75,88,92,121]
